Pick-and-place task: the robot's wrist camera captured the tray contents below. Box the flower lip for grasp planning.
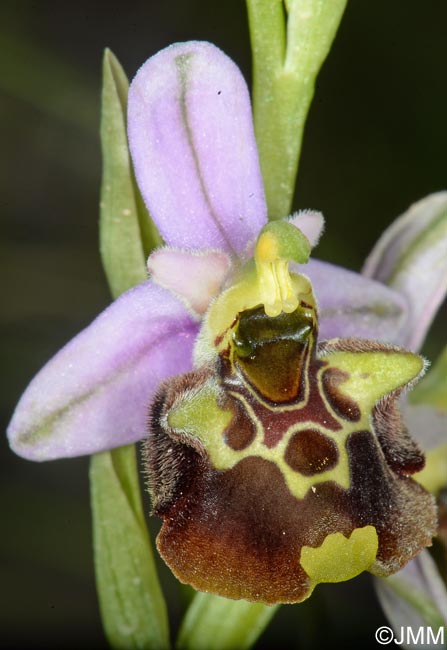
[148,312,436,603]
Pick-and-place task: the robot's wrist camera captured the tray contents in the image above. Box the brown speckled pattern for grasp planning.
[144,316,437,603]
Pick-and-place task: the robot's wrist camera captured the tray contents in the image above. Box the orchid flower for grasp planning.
[7,42,446,610]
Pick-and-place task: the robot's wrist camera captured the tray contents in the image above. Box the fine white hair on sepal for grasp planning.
[287,210,325,248]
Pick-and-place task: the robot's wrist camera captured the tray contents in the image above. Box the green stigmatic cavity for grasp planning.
[144,224,437,605]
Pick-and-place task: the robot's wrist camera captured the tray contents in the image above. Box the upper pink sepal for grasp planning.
[288,210,325,248]
[128,41,267,256]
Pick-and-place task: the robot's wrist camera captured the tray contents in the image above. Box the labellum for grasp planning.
[144,223,437,604]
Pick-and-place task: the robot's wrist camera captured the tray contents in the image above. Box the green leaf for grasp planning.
[90,445,170,650]
[93,49,168,650]
[247,0,348,220]
[99,48,162,299]
[177,592,278,650]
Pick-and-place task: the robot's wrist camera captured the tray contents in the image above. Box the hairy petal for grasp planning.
[362,192,447,351]
[7,283,198,460]
[288,210,325,248]
[148,247,231,317]
[298,259,409,343]
[128,41,267,256]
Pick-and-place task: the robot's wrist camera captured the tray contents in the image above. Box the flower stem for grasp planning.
[91,446,170,650]
[178,5,349,648]
[178,4,348,648]
[247,0,348,220]
[177,592,278,650]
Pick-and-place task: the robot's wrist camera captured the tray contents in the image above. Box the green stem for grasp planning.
[177,593,278,650]
[247,0,348,220]
[91,447,170,650]
[177,5,349,648]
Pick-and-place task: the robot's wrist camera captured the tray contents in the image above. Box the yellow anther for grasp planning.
[255,233,299,317]
[256,232,279,263]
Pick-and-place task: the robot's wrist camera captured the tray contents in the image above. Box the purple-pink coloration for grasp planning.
[8,283,198,460]
[147,248,231,316]
[6,41,446,462]
[363,192,447,352]
[128,41,267,255]
[302,259,409,343]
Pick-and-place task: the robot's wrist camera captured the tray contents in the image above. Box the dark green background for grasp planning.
[1,1,445,648]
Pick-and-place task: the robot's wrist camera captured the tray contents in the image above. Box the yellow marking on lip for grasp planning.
[300,526,378,584]
[321,350,425,412]
[166,377,374,499]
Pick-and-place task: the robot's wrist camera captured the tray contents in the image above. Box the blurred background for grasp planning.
[1,1,445,648]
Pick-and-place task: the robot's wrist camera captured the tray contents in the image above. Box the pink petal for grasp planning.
[148,247,231,316]
[299,259,409,343]
[7,282,198,460]
[128,41,267,256]
[288,210,325,248]
[362,192,447,351]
